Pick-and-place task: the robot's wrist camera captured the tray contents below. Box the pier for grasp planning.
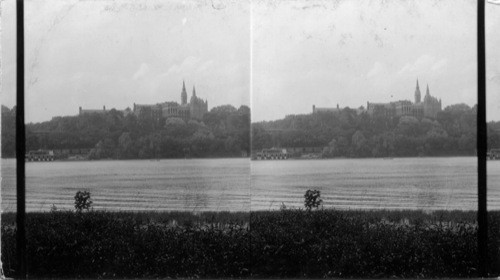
[488,149,500,160]
[25,150,55,161]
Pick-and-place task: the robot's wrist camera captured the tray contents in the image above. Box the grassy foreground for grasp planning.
[1,210,499,278]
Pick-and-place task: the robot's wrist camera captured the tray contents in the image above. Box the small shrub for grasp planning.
[304,189,322,211]
[74,191,93,212]
[280,202,287,211]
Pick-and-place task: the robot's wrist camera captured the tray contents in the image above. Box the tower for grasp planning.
[426,84,430,96]
[181,80,187,105]
[414,79,421,104]
[192,85,196,97]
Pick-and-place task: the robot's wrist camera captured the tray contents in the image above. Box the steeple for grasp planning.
[181,80,187,105]
[414,78,421,103]
[192,85,196,97]
[426,84,430,96]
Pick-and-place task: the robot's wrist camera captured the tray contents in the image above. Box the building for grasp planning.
[79,106,107,115]
[367,79,442,119]
[78,81,208,122]
[25,150,55,161]
[313,104,342,113]
[133,81,208,122]
[312,104,364,115]
[256,148,288,160]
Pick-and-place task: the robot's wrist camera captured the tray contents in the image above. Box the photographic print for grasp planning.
[1,0,500,278]
[249,0,499,277]
[2,0,251,277]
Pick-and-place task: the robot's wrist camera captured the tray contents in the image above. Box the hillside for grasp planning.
[1,105,250,159]
[252,104,500,158]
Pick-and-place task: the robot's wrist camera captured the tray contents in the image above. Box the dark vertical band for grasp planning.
[16,0,27,278]
[477,0,488,277]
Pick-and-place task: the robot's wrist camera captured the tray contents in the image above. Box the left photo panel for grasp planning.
[1,0,251,277]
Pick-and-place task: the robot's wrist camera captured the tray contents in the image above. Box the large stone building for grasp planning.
[312,104,364,115]
[367,79,442,119]
[311,79,442,119]
[78,81,208,122]
[79,106,107,115]
[133,81,208,122]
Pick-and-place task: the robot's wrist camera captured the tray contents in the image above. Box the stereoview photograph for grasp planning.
[1,0,500,278]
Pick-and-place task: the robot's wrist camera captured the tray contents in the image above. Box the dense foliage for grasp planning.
[250,209,500,278]
[3,104,500,158]
[1,211,250,278]
[304,189,322,210]
[1,106,16,158]
[2,210,499,278]
[1,105,250,159]
[253,104,500,157]
[74,191,93,212]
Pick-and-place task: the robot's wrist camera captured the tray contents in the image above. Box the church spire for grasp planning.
[192,85,196,97]
[181,80,187,105]
[426,84,430,96]
[414,78,421,103]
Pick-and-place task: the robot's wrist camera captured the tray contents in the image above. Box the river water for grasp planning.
[1,157,499,212]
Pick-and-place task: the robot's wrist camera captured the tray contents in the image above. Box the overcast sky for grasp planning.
[1,0,500,122]
[252,0,500,122]
[1,0,250,122]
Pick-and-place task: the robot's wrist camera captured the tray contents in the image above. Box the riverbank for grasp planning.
[1,209,499,278]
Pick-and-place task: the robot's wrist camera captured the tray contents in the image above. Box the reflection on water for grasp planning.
[1,157,499,212]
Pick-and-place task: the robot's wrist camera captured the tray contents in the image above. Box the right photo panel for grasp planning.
[251,0,500,277]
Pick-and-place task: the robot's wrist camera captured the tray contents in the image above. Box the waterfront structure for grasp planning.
[488,149,500,160]
[367,79,442,119]
[256,148,288,160]
[25,150,55,161]
[133,81,208,122]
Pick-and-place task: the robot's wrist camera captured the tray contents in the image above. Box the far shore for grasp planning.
[2,154,482,161]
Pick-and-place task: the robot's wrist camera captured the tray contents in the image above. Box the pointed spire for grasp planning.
[192,85,196,97]
[181,80,188,105]
[414,78,421,104]
[426,84,430,96]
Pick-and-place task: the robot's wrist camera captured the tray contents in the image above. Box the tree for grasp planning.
[74,191,93,212]
[118,132,134,158]
[304,189,323,211]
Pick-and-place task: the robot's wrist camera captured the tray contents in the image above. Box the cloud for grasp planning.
[431,59,447,72]
[165,56,202,76]
[367,62,387,78]
[398,55,432,75]
[398,55,447,76]
[197,60,214,72]
[133,63,150,80]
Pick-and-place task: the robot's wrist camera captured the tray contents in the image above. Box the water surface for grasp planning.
[252,157,500,211]
[1,157,499,212]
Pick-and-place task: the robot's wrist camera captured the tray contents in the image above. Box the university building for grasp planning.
[312,79,442,119]
[133,81,208,122]
[367,79,442,119]
[79,105,107,115]
[79,81,208,123]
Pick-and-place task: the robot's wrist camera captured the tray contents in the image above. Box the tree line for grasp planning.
[3,103,500,159]
[252,103,500,158]
[1,105,250,159]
